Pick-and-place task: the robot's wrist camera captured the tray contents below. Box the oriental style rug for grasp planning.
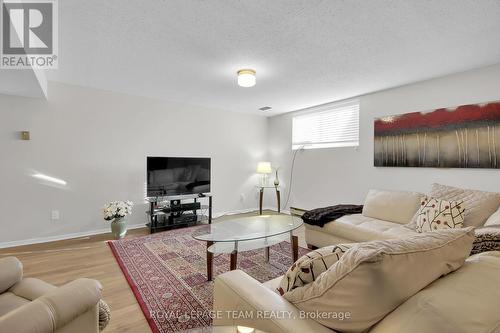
[108,225,308,333]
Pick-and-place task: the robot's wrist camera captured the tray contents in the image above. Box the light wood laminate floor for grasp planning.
[0,211,305,333]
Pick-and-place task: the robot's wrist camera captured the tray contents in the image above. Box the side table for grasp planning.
[257,185,280,214]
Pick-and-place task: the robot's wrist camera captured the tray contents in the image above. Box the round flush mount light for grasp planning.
[237,69,256,87]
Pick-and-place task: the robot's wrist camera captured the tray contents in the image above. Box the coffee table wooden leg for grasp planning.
[230,250,238,270]
[207,241,213,281]
[265,246,270,262]
[291,234,299,262]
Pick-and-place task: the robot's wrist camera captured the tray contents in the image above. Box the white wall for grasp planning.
[0,82,268,246]
[269,64,500,211]
[4,63,500,247]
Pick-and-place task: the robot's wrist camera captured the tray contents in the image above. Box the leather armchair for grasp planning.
[0,257,102,333]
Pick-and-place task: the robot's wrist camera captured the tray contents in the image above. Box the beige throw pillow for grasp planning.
[429,183,500,227]
[278,244,351,295]
[283,228,475,333]
[484,205,500,226]
[362,189,423,224]
[415,197,465,232]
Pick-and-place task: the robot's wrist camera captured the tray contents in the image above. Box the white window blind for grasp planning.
[292,99,359,150]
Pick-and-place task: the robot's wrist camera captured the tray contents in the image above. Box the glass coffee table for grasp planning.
[192,215,303,281]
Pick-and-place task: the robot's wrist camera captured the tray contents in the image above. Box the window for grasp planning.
[292,99,359,150]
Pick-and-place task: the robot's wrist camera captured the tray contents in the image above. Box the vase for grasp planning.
[111,217,127,239]
[273,169,280,186]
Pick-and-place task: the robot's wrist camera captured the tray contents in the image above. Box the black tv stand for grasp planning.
[146,194,212,233]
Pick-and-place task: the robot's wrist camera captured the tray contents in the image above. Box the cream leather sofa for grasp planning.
[305,185,500,248]
[0,257,102,333]
[214,186,500,332]
[305,189,423,248]
[213,251,500,333]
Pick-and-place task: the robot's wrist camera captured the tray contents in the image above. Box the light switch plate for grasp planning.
[51,210,60,220]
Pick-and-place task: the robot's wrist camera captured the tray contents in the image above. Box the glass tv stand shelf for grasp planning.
[146,194,212,233]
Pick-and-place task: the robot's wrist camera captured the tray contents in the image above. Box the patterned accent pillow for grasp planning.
[471,226,500,255]
[277,244,351,295]
[415,197,465,232]
[430,183,500,227]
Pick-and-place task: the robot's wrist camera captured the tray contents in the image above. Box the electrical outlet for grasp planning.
[51,210,60,220]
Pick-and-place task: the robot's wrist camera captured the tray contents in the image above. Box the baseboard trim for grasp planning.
[0,207,286,249]
[213,206,280,218]
[0,224,147,249]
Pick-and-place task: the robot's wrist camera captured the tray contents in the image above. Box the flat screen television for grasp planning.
[147,157,211,197]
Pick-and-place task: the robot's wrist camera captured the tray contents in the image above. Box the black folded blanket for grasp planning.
[301,204,364,227]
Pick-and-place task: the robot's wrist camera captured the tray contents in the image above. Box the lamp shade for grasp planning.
[256,162,272,174]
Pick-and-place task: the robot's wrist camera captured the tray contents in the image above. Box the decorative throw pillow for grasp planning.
[429,183,500,227]
[283,228,475,333]
[98,299,111,331]
[484,205,500,226]
[415,197,465,233]
[277,244,351,295]
[471,226,500,255]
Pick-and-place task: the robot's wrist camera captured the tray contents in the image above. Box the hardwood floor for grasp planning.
[0,210,305,333]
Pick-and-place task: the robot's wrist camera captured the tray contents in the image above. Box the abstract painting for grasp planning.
[374,101,500,168]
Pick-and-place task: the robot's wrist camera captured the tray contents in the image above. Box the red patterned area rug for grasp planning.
[108,225,308,333]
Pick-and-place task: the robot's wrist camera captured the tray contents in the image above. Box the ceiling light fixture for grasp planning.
[237,69,256,87]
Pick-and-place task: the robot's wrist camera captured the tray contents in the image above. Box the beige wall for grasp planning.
[0,82,268,246]
[3,63,500,246]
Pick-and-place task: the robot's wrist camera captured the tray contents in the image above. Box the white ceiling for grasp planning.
[46,0,500,115]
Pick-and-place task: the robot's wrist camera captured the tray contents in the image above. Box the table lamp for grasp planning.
[256,161,272,186]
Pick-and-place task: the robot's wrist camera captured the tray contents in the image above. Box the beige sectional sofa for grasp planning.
[213,184,500,333]
[214,251,500,333]
[305,213,418,247]
[305,189,422,247]
[306,184,500,248]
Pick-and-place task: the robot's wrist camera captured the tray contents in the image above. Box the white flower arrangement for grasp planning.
[103,201,133,221]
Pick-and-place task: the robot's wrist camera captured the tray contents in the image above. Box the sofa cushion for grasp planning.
[283,228,475,333]
[0,292,29,317]
[306,214,417,243]
[484,205,500,226]
[429,183,500,227]
[369,251,500,333]
[262,276,282,292]
[362,189,422,224]
[415,197,465,232]
[8,277,56,301]
[278,244,351,295]
[0,257,23,294]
